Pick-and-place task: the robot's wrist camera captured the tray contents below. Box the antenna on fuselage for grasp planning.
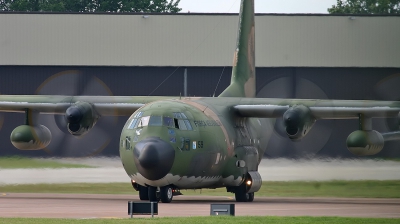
[213,66,226,97]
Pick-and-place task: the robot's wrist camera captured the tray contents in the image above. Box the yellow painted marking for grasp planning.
[1,193,7,196]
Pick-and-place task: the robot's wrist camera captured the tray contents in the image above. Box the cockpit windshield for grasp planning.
[127,112,193,130]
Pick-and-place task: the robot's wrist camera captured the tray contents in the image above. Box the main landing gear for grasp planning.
[227,179,256,202]
[235,191,254,202]
[147,185,175,203]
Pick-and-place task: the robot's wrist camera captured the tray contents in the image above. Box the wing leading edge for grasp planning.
[0,95,175,116]
[233,99,400,119]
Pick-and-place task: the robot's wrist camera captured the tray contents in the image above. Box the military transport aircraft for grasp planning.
[1,0,400,203]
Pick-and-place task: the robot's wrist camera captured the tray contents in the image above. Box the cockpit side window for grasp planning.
[137,116,150,127]
[178,120,187,130]
[127,119,139,129]
[180,113,188,119]
[127,111,144,129]
[173,112,182,119]
[174,118,179,129]
[184,120,193,130]
[134,111,143,118]
[173,112,193,131]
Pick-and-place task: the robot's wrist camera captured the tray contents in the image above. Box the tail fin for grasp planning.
[219,0,255,98]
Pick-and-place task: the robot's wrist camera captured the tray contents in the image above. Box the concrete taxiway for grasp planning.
[0,193,399,218]
[1,159,400,185]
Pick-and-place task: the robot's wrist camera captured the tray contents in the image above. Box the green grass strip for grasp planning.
[1,180,400,198]
[0,156,93,169]
[1,217,400,224]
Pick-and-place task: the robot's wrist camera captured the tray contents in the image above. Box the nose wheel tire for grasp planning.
[160,186,174,203]
[148,186,159,202]
[138,186,149,201]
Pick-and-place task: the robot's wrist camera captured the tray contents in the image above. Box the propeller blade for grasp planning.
[36,71,117,157]
[258,76,333,157]
[374,74,400,132]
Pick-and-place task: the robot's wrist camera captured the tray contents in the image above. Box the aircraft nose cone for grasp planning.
[133,137,175,181]
[138,143,159,169]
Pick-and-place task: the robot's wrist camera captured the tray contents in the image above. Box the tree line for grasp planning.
[328,0,399,14]
[0,0,181,12]
[0,0,398,14]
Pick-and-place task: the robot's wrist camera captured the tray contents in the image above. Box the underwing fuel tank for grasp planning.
[10,125,52,150]
[346,130,384,156]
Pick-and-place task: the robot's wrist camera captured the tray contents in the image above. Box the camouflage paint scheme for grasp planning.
[0,0,400,202]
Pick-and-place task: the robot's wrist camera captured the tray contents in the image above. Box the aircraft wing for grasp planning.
[233,99,400,119]
[0,95,174,116]
[231,98,400,156]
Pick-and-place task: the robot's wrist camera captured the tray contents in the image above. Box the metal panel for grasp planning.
[0,14,237,67]
[1,14,399,67]
[257,16,400,67]
[0,66,399,158]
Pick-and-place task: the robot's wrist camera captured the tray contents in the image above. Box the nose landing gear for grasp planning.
[148,185,179,203]
[132,181,179,203]
[132,180,150,201]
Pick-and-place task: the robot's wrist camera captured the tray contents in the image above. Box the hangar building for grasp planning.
[0,12,399,158]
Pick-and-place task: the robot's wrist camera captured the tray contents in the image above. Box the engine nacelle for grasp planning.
[65,101,99,136]
[10,125,52,150]
[283,105,316,141]
[346,130,384,156]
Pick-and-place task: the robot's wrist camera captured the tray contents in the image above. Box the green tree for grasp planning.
[0,0,181,12]
[328,0,400,14]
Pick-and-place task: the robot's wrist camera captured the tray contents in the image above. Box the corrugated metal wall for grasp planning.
[1,13,399,67]
[0,66,399,158]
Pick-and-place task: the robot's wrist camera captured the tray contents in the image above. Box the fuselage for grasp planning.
[119,98,272,189]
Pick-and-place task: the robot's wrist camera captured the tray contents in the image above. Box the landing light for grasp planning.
[246,180,252,186]
[131,180,136,183]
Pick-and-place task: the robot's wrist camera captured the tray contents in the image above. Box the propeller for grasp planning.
[257,76,333,158]
[374,73,400,131]
[35,70,117,157]
[374,73,400,157]
[0,92,4,132]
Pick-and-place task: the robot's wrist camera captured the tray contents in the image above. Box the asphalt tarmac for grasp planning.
[1,158,400,219]
[0,194,399,218]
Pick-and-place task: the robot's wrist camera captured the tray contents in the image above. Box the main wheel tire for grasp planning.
[138,186,149,201]
[148,186,159,202]
[160,186,173,203]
